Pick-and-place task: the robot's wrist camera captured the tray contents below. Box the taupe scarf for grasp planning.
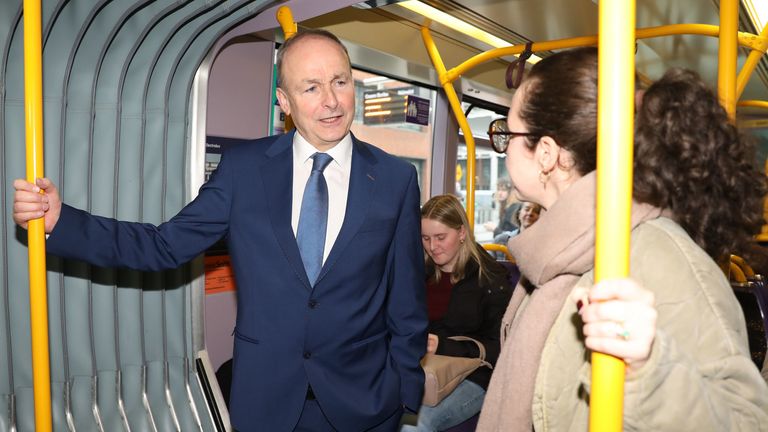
[477,172,664,432]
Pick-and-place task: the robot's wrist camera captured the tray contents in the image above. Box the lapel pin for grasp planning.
[366,173,375,181]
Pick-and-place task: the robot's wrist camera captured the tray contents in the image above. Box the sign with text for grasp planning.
[363,87,430,126]
[405,95,430,126]
[205,255,236,294]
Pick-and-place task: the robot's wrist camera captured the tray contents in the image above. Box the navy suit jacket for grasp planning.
[46,131,428,431]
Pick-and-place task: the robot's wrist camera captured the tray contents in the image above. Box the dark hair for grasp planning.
[275,29,350,88]
[633,68,767,260]
[519,47,599,175]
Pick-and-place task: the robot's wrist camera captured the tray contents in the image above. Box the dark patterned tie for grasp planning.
[297,152,333,286]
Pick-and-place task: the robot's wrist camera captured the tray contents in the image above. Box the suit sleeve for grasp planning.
[46,150,234,271]
[385,166,428,412]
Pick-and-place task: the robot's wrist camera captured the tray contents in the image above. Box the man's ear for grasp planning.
[535,136,560,173]
[276,87,291,116]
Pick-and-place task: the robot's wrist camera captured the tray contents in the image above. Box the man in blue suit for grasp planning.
[13,29,427,431]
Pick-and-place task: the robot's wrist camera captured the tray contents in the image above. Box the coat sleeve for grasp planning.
[384,166,428,412]
[433,271,512,366]
[624,330,768,431]
[46,150,234,270]
[622,221,768,431]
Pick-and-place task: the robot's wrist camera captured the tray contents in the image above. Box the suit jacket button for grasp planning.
[308,300,318,309]
[303,351,312,359]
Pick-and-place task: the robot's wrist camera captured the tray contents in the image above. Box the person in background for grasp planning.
[13,29,426,432]
[490,201,542,258]
[484,179,520,237]
[404,194,512,432]
[478,47,768,431]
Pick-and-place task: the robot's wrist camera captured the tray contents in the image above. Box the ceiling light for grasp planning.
[743,0,768,31]
[397,0,541,63]
[362,76,392,85]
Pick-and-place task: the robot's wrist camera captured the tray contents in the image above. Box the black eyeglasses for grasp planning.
[487,118,539,154]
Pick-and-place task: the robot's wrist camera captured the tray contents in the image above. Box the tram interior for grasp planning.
[1,0,768,430]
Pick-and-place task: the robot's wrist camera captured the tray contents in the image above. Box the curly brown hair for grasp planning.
[633,68,767,260]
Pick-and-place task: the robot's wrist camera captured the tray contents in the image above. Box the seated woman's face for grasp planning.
[421,218,465,272]
[519,202,541,229]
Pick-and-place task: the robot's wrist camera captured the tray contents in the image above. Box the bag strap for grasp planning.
[446,336,493,369]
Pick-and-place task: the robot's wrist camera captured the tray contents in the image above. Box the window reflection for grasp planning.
[457,102,509,243]
[350,69,436,205]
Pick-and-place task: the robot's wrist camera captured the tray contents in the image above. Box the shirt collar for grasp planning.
[293,131,353,167]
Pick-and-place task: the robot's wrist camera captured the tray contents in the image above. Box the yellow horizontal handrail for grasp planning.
[482,244,515,262]
[729,261,748,283]
[440,24,767,84]
[738,100,768,109]
[730,254,756,278]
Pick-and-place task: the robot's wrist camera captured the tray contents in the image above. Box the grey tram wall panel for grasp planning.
[0,0,277,431]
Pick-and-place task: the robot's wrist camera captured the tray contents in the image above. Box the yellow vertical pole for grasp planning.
[276,6,297,40]
[591,0,635,431]
[420,26,476,228]
[276,6,297,132]
[718,0,739,121]
[22,1,52,431]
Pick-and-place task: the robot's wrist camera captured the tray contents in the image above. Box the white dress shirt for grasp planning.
[291,132,352,264]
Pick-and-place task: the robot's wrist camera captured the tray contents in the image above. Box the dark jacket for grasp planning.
[427,254,513,389]
[493,202,521,237]
[47,131,428,432]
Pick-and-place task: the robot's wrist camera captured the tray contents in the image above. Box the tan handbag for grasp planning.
[420,336,492,407]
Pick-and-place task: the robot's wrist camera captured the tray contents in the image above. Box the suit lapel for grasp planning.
[260,131,312,290]
[316,137,378,285]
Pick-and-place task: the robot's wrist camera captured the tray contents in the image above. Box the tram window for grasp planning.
[457,102,508,244]
[349,69,436,204]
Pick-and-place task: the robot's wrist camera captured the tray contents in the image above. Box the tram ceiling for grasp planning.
[310,0,768,112]
[428,0,767,101]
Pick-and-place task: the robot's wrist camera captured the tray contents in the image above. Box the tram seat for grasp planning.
[731,279,768,370]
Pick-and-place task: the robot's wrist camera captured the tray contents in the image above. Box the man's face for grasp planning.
[276,36,355,151]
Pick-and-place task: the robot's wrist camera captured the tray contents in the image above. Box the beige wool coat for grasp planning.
[488,217,768,431]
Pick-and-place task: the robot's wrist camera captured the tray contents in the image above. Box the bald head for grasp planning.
[276,29,351,89]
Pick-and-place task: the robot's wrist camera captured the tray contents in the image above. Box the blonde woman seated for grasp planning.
[402,195,513,432]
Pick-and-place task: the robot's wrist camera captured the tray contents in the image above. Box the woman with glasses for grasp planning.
[478,47,768,431]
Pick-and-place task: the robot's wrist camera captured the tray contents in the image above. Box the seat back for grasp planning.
[732,280,768,369]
